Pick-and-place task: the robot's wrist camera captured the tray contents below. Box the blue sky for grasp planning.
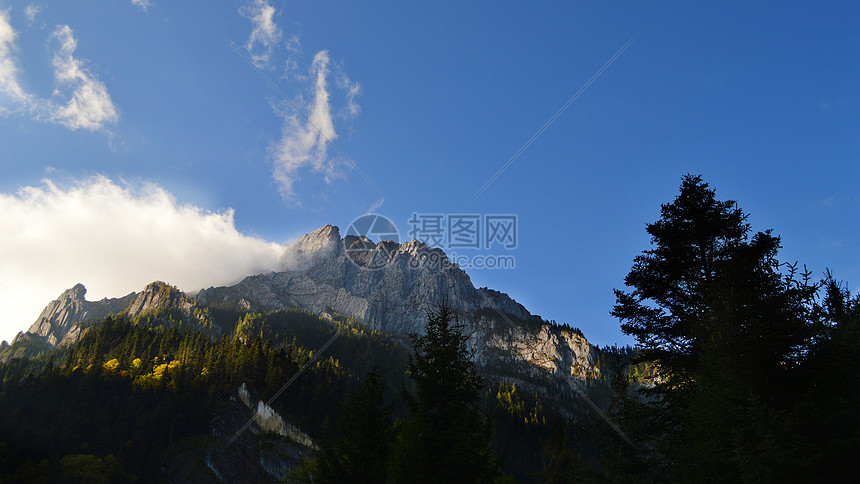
[0,1,857,346]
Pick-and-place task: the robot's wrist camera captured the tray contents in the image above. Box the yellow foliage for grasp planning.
[134,359,181,388]
[103,359,120,372]
[152,363,169,377]
[150,360,180,379]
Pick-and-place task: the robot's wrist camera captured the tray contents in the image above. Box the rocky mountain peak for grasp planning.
[23,284,137,348]
[67,283,87,300]
[199,225,535,335]
[280,224,342,271]
[299,224,341,249]
[125,281,186,318]
[398,238,430,254]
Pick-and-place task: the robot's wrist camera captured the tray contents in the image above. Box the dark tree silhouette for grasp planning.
[388,303,507,483]
[611,174,818,481]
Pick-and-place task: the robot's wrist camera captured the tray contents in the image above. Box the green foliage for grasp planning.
[484,380,561,482]
[0,305,410,481]
[495,382,545,426]
[388,304,507,483]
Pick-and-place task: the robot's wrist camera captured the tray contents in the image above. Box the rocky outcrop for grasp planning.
[23,284,136,347]
[477,321,599,381]
[125,282,189,318]
[5,281,218,362]
[0,332,53,362]
[124,281,221,337]
[237,383,317,450]
[197,225,536,337]
[194,384,316,483]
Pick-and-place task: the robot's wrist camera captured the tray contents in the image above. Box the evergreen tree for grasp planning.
[611,174,817,481]
[315,366,394,483]
[388,304,506,483]
[790,272,860,480]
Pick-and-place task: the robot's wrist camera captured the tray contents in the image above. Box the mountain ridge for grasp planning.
[3,225,600,386]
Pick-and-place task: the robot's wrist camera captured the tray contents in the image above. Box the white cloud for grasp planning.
[271,50,346,203]
[282,34,301,78]
[240,0,281,67]
[366,197,385,214]
[24,4,42,24]
[0,9,33,109]
[0,176,286,343]
[338,71,362,120]
[235,3,362,204]
[0,15,117,132]
[130,0,150,12]
[270,51,363,203]
[285,34,300,53]
[48,25,119,131]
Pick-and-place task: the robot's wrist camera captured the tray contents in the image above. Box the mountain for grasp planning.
[1,281,218,363]
[0,284,137,362]
[26,283,137,347]
[198,225,535,332]
[0,224,622,482]
[4,225,600,386]
[197,224,599,383]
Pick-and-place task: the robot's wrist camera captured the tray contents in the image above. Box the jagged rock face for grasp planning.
[125,282,193,320]
[477,321,599,381]
[25,284,136,347]
[13,282,217,357]
[237,383,317,450]
[125,282,192,318]
[279,223,340,271]
[123,282,222,338]
[196,225,601,382]
[161,384,315,483]
[197,225,535,337]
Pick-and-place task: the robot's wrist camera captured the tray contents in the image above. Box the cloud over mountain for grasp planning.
[0,176,285,343]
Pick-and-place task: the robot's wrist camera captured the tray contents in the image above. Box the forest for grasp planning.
[0,175,857,483]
